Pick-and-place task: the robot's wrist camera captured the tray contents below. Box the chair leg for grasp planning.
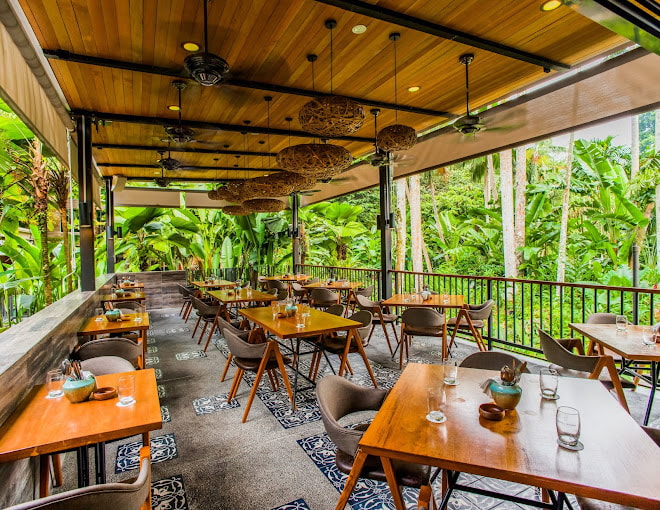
[183,302,193,322]
[179,301,186,316]
[242,353,272,423]
[228,368,244,401]
[266,369,278,391]
[380,318,394,355]
[191,316,201,338]
[220,353,233,382]
[203,319,218,352]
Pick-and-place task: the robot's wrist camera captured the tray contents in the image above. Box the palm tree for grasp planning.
[29,139,52,305]
[49,161,72,292]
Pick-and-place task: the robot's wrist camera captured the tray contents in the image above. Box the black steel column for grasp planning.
[378,155,393,299]
[291,193,301,272]
[77,115,95,291]
[105,177,115,274]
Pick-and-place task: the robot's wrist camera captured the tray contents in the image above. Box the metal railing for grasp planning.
[297,264,382,296]
[297,264,660,357]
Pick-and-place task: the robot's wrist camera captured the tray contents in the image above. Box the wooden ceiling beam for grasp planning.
[45,49,452,118]
[72,109,374,142]
[313,0,570,71]
[95,143,277,157]
[97,163,282,172]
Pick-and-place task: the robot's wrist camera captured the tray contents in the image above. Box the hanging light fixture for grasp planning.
[221,204,251,216]
[165,80,195,143]
[376,33,417,152]
[157,140,181,171]
[277,142,352,176]
[243,198,287,213]
[184,0,230,86]
[298,21,365,138]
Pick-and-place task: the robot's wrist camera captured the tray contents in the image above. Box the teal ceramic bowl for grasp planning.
[105,309,122,322]
[63,376,96,403]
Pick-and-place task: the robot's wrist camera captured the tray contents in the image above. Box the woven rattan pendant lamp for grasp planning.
[376,33,417,152]
[298,20,365,138]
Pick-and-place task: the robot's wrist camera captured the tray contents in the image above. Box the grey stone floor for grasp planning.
[52,307,657,509]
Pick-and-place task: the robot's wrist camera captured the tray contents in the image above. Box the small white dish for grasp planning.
[426,411,446,424]
[557,439,584,451]
[116,398,136,407]
[541,393,560,400]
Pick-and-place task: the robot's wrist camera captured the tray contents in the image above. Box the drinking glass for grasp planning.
[296,311,308,329]
[117,375,136,406]
[403,292,410,303]
[556,406,581,448]
[540,368,559,399]
[641,325,655,346]
[443,358,458,385]
[426,385,446,423]
[442,293,450,305]
[133,315,143,323]
[271,302,280,321]
[94,307,104,322]
[46,369,64,399]
[616,315,628,332]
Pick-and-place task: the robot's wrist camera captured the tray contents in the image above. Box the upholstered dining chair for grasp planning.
[80,355,136,375]
[355,294,398,355]
[447,299,494,352]
[266,279,288,291]
[346,284,374,312]
[538,329,631,412]
[224,330,294,423]
[308,311,377,387]
[217,315,252,382]
[6,447,151,510]
[399,308,446,369]
[316,376,434,506]
[178,284,199,322]
[575,426,660,510]
[190,296,220,351]
[291,282,309,302]
[76,337,143,369]
[460,351,530,373]
[310,288,340,309]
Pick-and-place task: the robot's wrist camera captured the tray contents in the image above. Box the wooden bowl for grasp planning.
[92,387,117,400]
[479,403,505,421]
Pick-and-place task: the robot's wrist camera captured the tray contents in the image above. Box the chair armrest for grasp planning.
[557,337,585,355]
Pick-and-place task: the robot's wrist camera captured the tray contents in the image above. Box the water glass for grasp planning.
[296,311,308,329]
[117,375,136,406]
[442,293,450,304]
[271,302,280,320]
[616,315,628,332]
[403,292,410,303]
[94,307,104,322]
[540,368,559,399]
[46,369,64,399]
[556,406,581,447]
[426,385,446,423]
[641,325,655,346]
[443,358,458,385]
[133,315,143,323]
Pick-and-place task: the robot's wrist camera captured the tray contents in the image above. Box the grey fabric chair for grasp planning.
[576,426,660,510]
[6,446,151,510]
[217,315,251,382]
[309,311,378,386]
[225,330,294,422]
[586,312,618,324]
[399,308,446,369]
[115,300,145,315]
[266,279,288,291]
[76,337,143,369]
[316,376,432,496]
[178,284,198,322]
[346,284,374,312]
[80,355,135,375]
[538,329,631,412]
[325,304,345,317]
[447,299,494,352]
[355,294,398,355]
[310,288,340,309]
[460,351,530,373]
[291,282,309,302]
[190,296,220,350]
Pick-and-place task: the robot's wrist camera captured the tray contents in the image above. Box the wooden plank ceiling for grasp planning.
[18,0,626,189]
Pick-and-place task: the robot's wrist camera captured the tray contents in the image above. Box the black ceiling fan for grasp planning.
[157,144,182,172]
[453,53,486,136]
[184,0,230,87]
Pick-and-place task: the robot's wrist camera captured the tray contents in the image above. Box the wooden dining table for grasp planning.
[239,306,377,400]
[78,312,150,368]
[99,291,146,304]
[336,363,660,510]
[0,369,161,496]
[570,322,660,425]
[191,279,237,290]
[381,293,465,359]
[265,274,311,282]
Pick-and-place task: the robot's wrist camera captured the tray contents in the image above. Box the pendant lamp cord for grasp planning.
[203,0,209,53]
[393,38,398,124]
[465,61,470,115]
[329,26,334,95]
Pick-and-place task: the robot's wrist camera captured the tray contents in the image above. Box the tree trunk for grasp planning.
[31,139,52,305]
[500,150,517,278]
[394,179,407,278]
[514,146,527,271]
[408,175,424,277]
[429,179,450,263]
[655,110,660,270]
[61,206,72,293]
[630,115,639,180]
[557,133,574,283]
[487,154,497,204]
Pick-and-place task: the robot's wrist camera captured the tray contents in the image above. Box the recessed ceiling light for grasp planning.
[351,24,367,34]
[407,86,421,93]
[181,41,200,52]
[540,0,562,11]
[167,105,181,111]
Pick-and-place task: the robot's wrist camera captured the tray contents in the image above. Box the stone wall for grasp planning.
[116,270,185,310]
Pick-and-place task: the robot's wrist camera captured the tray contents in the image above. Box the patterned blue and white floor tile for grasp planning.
[271,498,311,510]
[146,356,160,366]
[158,384,167,398]
[192,394,240,415]
[152,474,189,510]
[155,368,163,379]
[147,346,158,354]
[175,350,207,360]
[115,433,178,473]
[161,405,171,423]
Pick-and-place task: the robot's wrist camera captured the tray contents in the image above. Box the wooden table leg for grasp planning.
[335,449,368,510]
[39,455,50,497]
[381,456,406,510]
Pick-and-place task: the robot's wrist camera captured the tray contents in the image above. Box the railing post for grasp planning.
[487,279,493,350]
[632,243,640,324]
